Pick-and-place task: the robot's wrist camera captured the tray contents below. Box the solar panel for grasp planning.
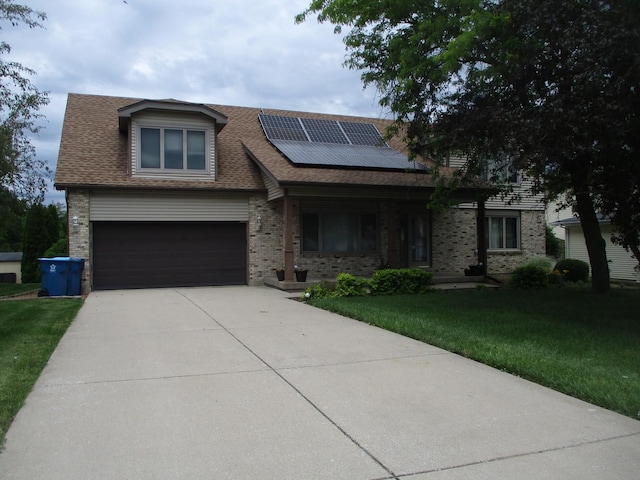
[259,115,308,141]
[339,121,388,147]
[258,113,426,172]
[300,118,350,144]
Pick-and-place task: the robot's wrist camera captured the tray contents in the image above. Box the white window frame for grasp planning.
[486,212,521,251]
[138,125,209,172]
[482,155,519,185]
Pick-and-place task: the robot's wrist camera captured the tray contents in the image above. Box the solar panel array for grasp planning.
[258,114,426,171]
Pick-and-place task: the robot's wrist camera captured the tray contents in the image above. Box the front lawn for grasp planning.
[0,298,83,448]
[0,283,40,297]
[308,288,640,419]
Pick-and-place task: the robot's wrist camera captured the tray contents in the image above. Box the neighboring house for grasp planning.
[0,252,22,283]
[553,216,638,282]
[54,93,545,292]
[546,199,574,240]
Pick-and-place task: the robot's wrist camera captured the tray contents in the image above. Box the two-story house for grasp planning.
[54,93,545,292]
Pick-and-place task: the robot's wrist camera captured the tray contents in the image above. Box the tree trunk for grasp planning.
[573,190,610,294]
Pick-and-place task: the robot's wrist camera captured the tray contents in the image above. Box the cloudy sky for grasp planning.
[3,0,386,204]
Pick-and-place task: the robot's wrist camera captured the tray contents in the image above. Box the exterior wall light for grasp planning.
[256,215,262,231]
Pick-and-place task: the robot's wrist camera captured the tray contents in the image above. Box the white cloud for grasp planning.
[2,0,387,203]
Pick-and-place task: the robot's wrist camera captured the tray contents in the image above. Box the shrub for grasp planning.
[545,225,563,259]
[303,282,334,300]
[510,265,549,289]
[333,273,369,297]
[523,255,555,270]
[43,238,68,257]
[555,258,590,283]
[369,268,433,295]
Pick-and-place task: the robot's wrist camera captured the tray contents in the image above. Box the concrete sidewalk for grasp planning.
[0,286,638,479]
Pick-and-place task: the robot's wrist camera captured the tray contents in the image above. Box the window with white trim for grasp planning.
[482,154,519,184]
[139,126,208,171]
[485,213,520,250]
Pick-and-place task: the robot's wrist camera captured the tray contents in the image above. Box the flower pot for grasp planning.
[295,270,308,282]
[276,270,285,281]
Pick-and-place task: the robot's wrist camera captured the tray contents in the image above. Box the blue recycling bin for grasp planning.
[67,257,85,295]
[38,257,85,296]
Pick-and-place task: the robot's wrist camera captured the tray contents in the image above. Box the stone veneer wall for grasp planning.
[431,207,546,275]
[66,190,91,294]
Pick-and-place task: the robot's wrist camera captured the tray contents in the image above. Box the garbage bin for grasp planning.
[39,257,70,296]
[38,257,85,296]
[67,257,85,295]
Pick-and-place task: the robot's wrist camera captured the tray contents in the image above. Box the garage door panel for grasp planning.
[93,222,246,290]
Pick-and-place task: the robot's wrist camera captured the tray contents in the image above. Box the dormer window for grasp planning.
[118,99,228,180]
[140,127,207,171]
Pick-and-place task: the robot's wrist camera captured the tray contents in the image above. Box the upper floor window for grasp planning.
[140,127,207,171]
[482,154,519,184]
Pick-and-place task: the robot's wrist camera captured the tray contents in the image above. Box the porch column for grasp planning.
[386,207,400,268]
[476,199,487,276]
[283,192,295,281]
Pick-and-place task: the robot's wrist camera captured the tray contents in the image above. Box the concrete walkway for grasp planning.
[1,286,638,479]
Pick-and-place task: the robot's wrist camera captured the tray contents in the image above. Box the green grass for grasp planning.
[309,288,640,419]
[0,283,40,297]
[0,298,83,448]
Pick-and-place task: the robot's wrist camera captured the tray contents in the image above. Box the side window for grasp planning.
[486,214,520,250]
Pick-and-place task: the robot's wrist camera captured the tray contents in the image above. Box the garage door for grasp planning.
[93,222,247,290]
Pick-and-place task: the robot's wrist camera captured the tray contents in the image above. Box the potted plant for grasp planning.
[294,265,308,282]
[275,268,285,281]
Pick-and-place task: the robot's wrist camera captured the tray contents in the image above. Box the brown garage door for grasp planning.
[93,222,247,290]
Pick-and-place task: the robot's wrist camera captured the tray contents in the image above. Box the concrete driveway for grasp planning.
[1,286,639,479]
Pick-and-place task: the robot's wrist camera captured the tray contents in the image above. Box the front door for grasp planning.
[409,215,431,267]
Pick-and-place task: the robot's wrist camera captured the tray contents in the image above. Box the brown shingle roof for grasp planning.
[55,93,459,193]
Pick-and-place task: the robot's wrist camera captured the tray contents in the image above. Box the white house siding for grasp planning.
[566,224,638,282]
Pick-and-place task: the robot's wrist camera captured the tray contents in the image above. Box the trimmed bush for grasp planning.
[369,268,433,295]
[303,282,334,300]
[555,258,590,283]
[523,255,555,270]
[333,273,369,297]
[510,265,549,289]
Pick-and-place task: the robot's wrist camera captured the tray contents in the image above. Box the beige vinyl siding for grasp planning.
[448,154,544,211]
[566,224,638,282]
[131,111,217,180]
[260,170,284,201]
[90,191,249,222]
[0,261,22,283]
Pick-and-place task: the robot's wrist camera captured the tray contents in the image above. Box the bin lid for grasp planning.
[38,257,84,262]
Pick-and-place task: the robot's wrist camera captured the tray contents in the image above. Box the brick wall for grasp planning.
[248,194,284,285]
[66,190,91,294]
[431,207,546,275]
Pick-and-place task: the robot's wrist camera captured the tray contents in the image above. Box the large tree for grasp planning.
[0,0,49,202]
[298,0,640,294]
